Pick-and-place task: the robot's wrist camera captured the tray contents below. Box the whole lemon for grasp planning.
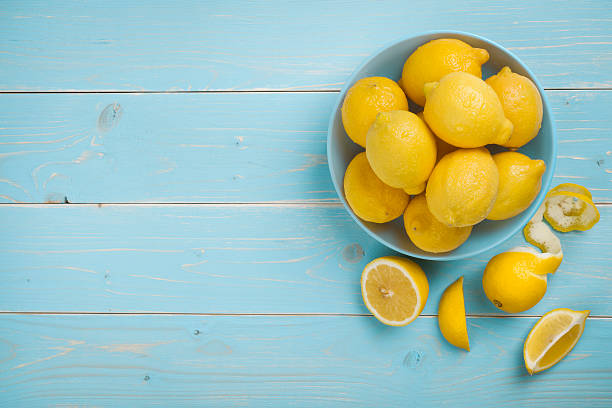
[486,66,543,148]
[366,110,437,195]
[341,77,408,147]
[401,38,489,106]
[423,72,513,148]
[483,247,561,313]
[403,194,472,253]
[426,148,499,227]
[344,152,410,223]
[487,152,546,220]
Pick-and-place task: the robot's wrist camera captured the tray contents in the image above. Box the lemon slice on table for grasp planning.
[361,256,429,326]
[524,308,590,375]
[438,276,469,351]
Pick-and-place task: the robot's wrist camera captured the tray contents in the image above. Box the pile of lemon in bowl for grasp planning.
[346,38,602,375]
[342,38,546,254]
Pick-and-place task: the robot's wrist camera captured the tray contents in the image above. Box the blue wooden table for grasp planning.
[1,1,611,406]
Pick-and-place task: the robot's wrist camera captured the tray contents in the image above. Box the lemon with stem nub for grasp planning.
[486,66,543,148]
[361,256,429,326]
[366,110,437,195]
[341,76,408,147]
[487,152,546,221]
[483,247,562,313]
[426,148,499,227]
[423,72,513,148]
[401,38,489,106]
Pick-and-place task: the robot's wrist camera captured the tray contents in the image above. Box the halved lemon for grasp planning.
[361,256,429,326]
[524,308,589,375]
[438,276,470,351]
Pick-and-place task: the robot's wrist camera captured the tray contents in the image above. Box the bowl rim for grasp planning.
[327,29,558,261]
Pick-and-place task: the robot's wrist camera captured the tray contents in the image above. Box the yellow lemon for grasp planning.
[423,72,513,148]
[482,247,562,313]
[361,256,429,326]
[341,76,408,147]
[417,111,457,161]
[487,152,546,220]
[401,38,489,106]
[344,152,410,223]
[426,148,499,227]
[524,308,589,375]
[403,194,472,253]
[486,66,543,148]
[438,276,470,351]
[366,110,437,194]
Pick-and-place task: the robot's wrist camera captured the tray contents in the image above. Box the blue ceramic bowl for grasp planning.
[327,30,557,261]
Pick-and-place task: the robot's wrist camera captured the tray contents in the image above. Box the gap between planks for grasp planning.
[0,202,611,207]
[0,311,610,319]
[0,88,611,94]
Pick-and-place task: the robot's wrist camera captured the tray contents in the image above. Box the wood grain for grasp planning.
[0,204,609,315]
[0,91,609,203]
[0,314,610,407]
[1,1,611,91]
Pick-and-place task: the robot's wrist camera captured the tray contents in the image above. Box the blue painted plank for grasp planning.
[0,314,610,407]
[0,1,611,91]
[0,91,609,203]
[0,204,609,315]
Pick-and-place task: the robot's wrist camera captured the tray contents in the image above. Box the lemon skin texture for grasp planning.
[486,66,543,148]
[426,148,499,227]
[401,38,489,106]
[487,152,546,221]
[342,76,408,147]
[366,110,437,194]
[403,194,472,253]
[423,72,513,148]
[344,152,410,223]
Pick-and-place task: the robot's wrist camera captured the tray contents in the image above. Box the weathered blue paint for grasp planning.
[0,315,609,407]
[0,204,609,315]
[0,91,609,203]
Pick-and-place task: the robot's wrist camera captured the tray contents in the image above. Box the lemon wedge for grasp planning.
[524,308,589,375]
[438,276,469,351]
[361,256,429,326]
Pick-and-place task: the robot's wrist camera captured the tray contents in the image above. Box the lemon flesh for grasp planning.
[341,76,408,147]
[344,152,410,223]
[366,110,437,194]
[401,38,489,106]
[403,194,472,253]
[524,308,589,375]
[482,247,561,313]
[438,276,470,351]
[426,148,499,227]
[423,72,513,148]
[361,256,429,326]
[487,152,546,220]
[486,66,543,148]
